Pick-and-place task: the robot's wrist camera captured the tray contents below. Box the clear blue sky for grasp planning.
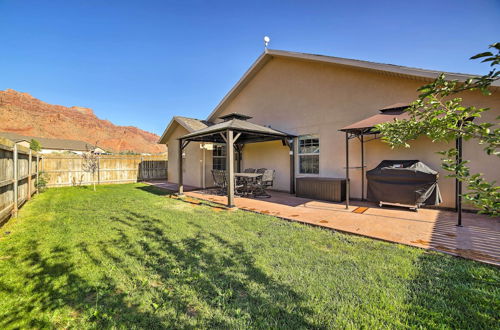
[1,0,499,135]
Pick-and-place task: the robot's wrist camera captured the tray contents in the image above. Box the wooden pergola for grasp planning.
[177,113,296,208]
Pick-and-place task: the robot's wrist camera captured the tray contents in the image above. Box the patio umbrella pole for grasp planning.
[345,132,349,209]
[456,136,463,227]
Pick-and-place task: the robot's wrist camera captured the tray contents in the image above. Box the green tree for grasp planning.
[376,43,499,216]
[29,139,41,152]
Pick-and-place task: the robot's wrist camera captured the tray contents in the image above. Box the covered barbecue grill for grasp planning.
[366,160,442,210]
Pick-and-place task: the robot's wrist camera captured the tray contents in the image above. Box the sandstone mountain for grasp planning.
[0,89,165,153]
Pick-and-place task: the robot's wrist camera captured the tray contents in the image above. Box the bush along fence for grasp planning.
[0,137,40,225]
[40,154,167,187]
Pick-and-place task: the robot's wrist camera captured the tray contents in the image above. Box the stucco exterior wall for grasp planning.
[166,124,204,188]
[241,141,290,191]
[210,57,499,208]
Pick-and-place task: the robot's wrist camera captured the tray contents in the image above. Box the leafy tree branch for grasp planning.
[376,43,499,216]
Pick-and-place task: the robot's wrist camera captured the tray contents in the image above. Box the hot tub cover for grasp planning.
[366,160,442,206]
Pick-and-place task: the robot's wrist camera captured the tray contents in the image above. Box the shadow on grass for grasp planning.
[0,240,165,329]
[0,207,316,328]
[104,210,316,328]
[135,185,173,196]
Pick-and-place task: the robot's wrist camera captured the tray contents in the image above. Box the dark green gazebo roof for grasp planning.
[180,118,294,144]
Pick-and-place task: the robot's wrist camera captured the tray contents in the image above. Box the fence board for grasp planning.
[0,138,166,225]
[41,154,167,187]
[0,137,40,225]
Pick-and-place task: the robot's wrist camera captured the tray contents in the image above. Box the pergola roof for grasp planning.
[340,103,410,134]
[180,118,294,144]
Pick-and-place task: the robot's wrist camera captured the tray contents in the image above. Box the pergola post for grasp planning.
[456,136,463,227]
[360,134,365,200]
[345,132,350,209]
[226,130,235,208]
[178,139,184,196]
[289,137,296,194]
[236,144,242,173]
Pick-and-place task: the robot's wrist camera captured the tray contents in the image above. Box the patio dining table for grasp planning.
[235,172,263,196]
[235,173,263,179]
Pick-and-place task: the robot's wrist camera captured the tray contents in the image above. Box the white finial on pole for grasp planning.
[264,36,270,50]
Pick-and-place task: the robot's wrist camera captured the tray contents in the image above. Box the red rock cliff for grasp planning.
[0,89,166,154]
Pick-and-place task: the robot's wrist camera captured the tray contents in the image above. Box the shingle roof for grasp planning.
[0,132,97,151]
[158,116,212,144]
[175,116,211,132]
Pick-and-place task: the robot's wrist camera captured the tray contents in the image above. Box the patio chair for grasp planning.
[211,169,227,195]
[244,168,256,173]
[252,169,275,198]
[256,168,267,173]
[212,170,245,196]
[234,177,245,196]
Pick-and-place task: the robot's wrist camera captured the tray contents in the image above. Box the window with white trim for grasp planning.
[298,134,319,174]
[212,144,226,170]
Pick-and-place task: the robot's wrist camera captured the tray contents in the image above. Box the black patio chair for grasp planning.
[252,169,275,198]
[211,169,227,195]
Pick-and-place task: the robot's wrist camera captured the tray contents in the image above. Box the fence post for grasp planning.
[97,155,101,185]
[140,156,143,181]
[13,143,18,217]
[27,149,32,200]
[36,154,40,194]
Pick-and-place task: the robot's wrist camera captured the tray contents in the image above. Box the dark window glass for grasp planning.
[299,155,319,174]
[213,145,226,170]
[298,135,319,174]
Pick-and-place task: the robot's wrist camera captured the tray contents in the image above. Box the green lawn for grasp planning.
[0,184,498,329]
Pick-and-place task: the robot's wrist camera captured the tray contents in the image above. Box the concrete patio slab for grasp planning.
[147,182,500,266]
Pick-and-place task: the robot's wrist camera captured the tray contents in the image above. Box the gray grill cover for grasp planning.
[366,160,442,206]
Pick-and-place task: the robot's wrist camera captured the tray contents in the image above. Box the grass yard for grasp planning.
[0,184,498,329]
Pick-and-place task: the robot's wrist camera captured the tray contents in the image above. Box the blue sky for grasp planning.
[1,0,499,135]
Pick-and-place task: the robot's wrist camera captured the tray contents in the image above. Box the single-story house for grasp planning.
[0,132,106,154]
[159,49,499,209]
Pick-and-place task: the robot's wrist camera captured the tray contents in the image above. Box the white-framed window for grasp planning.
[212,144,226,170]
[298,134,319,174]
[212,144,240,171]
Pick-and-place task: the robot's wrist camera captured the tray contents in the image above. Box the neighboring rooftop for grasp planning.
[0,132,98,151]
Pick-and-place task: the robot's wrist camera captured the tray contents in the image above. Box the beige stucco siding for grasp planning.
[211,57,499,208]
[167,124,204,188]
[242,141,290,191]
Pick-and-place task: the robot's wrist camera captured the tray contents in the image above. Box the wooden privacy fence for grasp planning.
[1,138,167,224]
[0,137,40,224]
[41,154,167,187]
